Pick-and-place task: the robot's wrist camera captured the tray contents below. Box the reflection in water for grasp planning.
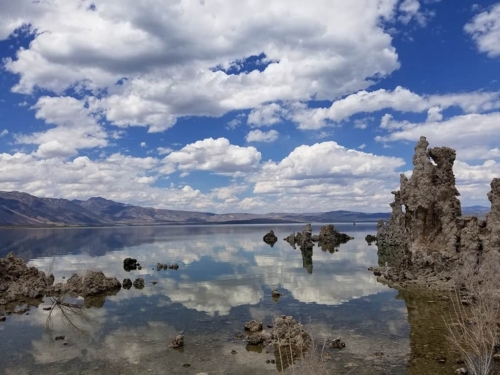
[45,295,95,338]
[0,224,444,374]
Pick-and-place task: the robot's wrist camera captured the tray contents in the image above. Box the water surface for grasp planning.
[0,224,459,374]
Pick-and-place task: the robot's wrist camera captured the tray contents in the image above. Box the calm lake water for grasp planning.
[0,224,459,374]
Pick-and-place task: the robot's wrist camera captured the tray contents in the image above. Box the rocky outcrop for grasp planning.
[376,136,500,288]
[51,270,121,297]
[284,223,352,251]
[263,230,278,246]
[0,253,121,308]
[365,234,377,245]
[0,253,55,305]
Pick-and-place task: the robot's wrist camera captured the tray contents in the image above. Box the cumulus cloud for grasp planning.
[140,142,147,147]
[157,147,173,155]
[14,96,107,158]
[0,129,8,137]
[1,0,406,131]
[465,3,500,58]
[287,86,500,129]
[247,103,284,127]
[161,138,261,175]
[246,129,279,143]
[375,112,500,161]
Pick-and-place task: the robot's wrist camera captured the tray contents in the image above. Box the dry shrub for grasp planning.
[445,253,500,375]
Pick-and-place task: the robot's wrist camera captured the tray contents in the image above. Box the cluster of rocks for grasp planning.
[284,223,353,251]
[122,278,145,290]
[375,136,500,289]
[365,234,377,245]
[0,253,121,308]
[157,263,179,271]
[263,230,278,246]
[243,316,311,352]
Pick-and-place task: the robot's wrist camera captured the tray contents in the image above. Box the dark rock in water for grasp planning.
[244,320,263,332]
[168,264,179,270]
[263,230,278,246]
[283,232,296,248]
[157,263,165,271]
[365,234,377,245]
[42,307,52,311]
[0,316,6,322]
[123,258,138,272]
[171,335,184,348]
[122,278,132,290]
[133,278,145,290]
[246,332,265,345]
[271,289,284,301]
[330,338,346,349]
[55,335,65,341]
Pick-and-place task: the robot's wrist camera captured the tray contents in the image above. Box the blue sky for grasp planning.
[0,0,499,213]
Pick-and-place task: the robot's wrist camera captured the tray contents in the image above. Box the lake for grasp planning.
[0,224,459,374]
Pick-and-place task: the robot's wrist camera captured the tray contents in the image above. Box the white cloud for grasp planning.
[287,86,500,129]
[161,137,261,175]
[359,143,367,149]
[398,0,433,26]
[157,147,173,155]
[0,129,8,137]
[247,103,283,127]
[375,112,500,161]
[426,106,443,122]
[465,3,500,58]
[14,96,107,158]
[246,129,279,143]
[140,142,147,147]
[2,0,404,131]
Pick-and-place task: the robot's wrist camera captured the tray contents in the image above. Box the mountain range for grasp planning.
[0,191,490,227]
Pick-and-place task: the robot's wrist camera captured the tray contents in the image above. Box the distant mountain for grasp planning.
[0,190,390,227]
[462,205,490,217]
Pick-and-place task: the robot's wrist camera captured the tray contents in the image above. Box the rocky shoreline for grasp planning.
[0,252,121,312]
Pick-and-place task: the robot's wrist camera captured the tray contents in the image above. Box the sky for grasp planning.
[0,0,499,214]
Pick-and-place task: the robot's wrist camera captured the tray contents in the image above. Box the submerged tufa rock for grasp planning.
[263,230,278,246]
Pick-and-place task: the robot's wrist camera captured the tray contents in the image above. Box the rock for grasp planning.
[244,320,263,332]
[168,264,179,270]
[133,278,145,290]
[157,263,165,271]
[365,234,377,244]
[330,338,345,349]
[0,316,6,322]
[150,281,158,285]
[455,368,468,375]
[272,315,311,351]
[0,253,55,306]
[271,289,284,301]
[55,271,121,297]
[263,230,278,246]
[123,258,138,272]
[246,332,265,345]
[55,335,65,341]
[42,307,52,311]
[376,136,500,288]
[122,278,132,290]
[284,232,296,247]
[171,335,184,348]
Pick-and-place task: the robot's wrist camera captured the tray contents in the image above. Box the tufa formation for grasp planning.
[376,136,500,288]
